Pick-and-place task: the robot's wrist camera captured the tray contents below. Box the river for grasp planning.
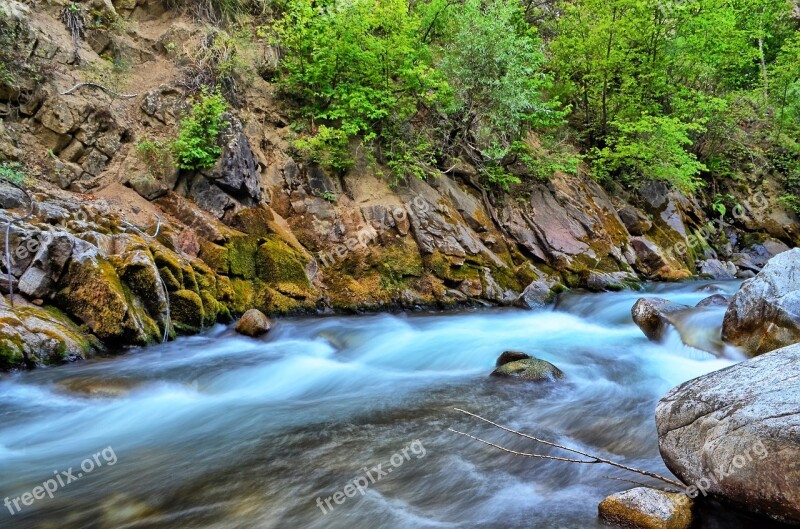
[0,280,790,528]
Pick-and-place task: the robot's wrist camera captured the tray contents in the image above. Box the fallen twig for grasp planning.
[60,82,138,99]
[452,408,685,488]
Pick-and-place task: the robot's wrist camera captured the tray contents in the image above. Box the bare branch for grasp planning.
[448,429,596,463]
[452,408,685,488]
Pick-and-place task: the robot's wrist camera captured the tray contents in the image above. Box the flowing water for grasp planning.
[0,281,790,528]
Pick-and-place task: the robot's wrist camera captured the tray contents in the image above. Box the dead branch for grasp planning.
[452,408,685,488]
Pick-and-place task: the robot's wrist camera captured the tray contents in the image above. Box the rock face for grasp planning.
[631,298,691,341]
[598,487,693,529]
[235,309,272,337]
[490,357,564,381]
[722,248,800,356]
[656,343,800,524]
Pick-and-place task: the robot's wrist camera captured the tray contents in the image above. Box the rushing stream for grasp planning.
[0,281,791,528]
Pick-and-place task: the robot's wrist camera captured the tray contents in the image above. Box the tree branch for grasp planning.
[452,408,685,488]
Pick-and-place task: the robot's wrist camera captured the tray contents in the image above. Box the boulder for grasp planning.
[235,308,272,337]
[656,343,800,524]
[695,294,729,308]
[55,240,160,345]
[631,298,691,342]
[516,277,559,309]
[730,239,791,273]
[721,248,800,356]
[598,487,693,529]
[585,270,640,292]
[0,304,97,369]
[495,350,531,366]
[697,259,737,280]
[17,231,74,299]
[206,117,262,203]
[490,357,564,381]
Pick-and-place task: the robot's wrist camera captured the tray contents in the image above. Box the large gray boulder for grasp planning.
[722,247,800,356]
[656,343,800,524]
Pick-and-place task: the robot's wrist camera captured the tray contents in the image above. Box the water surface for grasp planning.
[0,281,788,528]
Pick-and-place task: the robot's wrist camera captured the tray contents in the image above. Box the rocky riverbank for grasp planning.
[0,1,797,372]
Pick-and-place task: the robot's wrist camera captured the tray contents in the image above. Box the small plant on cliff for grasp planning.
[60,3,85,63]
[0,161,25,184]
[172,89,228,170]
[136,139,175,179]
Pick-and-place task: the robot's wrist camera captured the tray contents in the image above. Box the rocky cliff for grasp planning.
[0,0,797,369]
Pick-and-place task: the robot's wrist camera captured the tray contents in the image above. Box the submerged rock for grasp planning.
[598,487,693,529]
[695,294,729,308]
[490,358,564,381]
[722,248,800,356]
[631,298,691,342]
[495,350,531,366]
[236,309,272,337]
[656,342,800,524]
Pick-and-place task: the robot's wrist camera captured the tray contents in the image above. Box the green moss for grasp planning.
[181,263,200,294]
[169,289,205,334]
[231,207,275,237]
[227,236,260,279]
[199,289,219,327]
[191,260,217,291]
[373,242,423,278]
[256,236,310,286]
[0,334,25,370]
[229,278,256,315]
[158,266,181,291]
[199,241,230,274]
[153,250,184,285]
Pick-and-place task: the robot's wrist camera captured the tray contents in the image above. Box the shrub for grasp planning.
[180,29,254,104]
[172,89,228,170]
[592,115,707,193]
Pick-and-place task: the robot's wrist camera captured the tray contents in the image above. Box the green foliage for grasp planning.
[291,125,352,173]
[321,192,337,203]
[593,116,707,192]
[436,0,563,150]
[172,89,228,170]
[0,161,26,184]
[482,164,521,191]
[273,0,442,138]
[510,137,582,182]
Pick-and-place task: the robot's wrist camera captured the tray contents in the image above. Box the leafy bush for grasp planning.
[274,0,442,138]
[436,0,562,152]
[172,89,228,170]
[291,125,352,173]
[593,115,707,193]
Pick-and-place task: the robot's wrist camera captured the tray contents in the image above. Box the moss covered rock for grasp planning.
[0,304,99,369]
[490,358,564,382]
[598,487,693,529]
[169,289,205,334]
[56,243,160,345]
